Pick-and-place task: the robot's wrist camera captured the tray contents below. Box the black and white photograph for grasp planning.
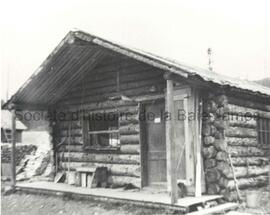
[1,0,270,214]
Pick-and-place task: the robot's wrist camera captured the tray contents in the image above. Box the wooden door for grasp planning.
[173,88,196,192]
[145,102,167,185]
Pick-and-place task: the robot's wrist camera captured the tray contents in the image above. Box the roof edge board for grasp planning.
[73,30,188,78]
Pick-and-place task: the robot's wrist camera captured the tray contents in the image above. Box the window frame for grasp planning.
[257,117,270,146]
[82,112,120,151]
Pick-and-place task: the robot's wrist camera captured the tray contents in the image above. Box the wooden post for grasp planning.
[164,72,178,204]
[11,108,17,188]
[195,92,202,197]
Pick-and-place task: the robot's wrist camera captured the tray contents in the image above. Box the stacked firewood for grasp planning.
[1,144,37,165]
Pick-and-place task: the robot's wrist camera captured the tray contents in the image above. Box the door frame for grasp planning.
[139,99,166,188]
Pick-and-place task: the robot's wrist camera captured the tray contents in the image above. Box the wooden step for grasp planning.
[187,202,238,215]
[177,195,223,208]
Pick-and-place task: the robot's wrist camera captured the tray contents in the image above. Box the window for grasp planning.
[258,118,270,145]
[1,129,22,143]
[83,112,120,150]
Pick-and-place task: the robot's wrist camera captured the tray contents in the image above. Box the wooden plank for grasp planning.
[184,97,191,186]
[166,77,178,204]
[176,195,222,207]
[186,202,238,215]
[139,103,147,187]
[195,92,202,197]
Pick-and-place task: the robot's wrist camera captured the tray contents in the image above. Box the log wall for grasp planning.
[202,92,270,202]
[53,58,166,187]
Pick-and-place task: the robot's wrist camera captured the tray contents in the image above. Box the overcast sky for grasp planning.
[1,0,270,100]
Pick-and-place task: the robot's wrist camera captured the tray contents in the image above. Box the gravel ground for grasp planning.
[1,192,176,215]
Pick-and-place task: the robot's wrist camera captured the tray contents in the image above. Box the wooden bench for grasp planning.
[75,167,108,188]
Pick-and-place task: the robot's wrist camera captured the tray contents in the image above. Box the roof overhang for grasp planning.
[3,29,270,109]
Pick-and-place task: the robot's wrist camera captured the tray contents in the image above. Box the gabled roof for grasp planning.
[4,29,270,108]
[1,110,27,130]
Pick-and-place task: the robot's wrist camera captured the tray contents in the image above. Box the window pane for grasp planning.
[258,118,270,145]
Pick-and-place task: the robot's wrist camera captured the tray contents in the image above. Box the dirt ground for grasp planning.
[1,192,177,215]
[1,183,270,215]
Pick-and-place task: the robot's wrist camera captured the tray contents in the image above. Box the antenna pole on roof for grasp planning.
[207,48,213,71]
[6,67,10,102]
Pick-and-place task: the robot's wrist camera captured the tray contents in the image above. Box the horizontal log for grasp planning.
[215,144,265,157]
[217,162,270,179]
[119,113,139,126]
[62,78,164,104]
[120,134,140,145]
[225,127,257,138]
[76,106,138,116]
[108,175,141,188]
[119,124,139,135]
[57,99,138,113]
[230,157,269,166]
[59,152,140,164]
[216,154,269,166]
[58,144,140,154]
[228,115,257,128]
[227,96,270,112]
[60,85,164,107]
[227,146,265,157]
[228,104,270,119]
[120,144,140,154]
[225,137,257,146]
[219,175,269,190]
[66,84,117,100]
[60,162,140,177]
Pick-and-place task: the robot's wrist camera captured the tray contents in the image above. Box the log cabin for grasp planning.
[3,30,270,206]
